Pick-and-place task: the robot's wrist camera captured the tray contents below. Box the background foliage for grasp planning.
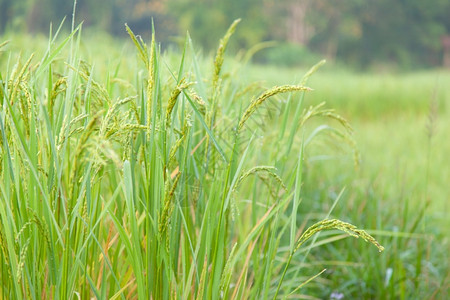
[1,0,450,69]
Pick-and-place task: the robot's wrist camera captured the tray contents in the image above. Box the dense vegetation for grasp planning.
[1,20,449,299]
[1,0,450,69]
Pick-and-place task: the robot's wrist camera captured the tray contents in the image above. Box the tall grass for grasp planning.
[0,21,385,299]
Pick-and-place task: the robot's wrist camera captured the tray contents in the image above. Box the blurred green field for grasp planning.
[1,29,448,299]
[242,63,450,297]
[245,64,450,215]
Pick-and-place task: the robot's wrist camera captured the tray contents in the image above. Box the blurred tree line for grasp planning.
[1,0,449,69]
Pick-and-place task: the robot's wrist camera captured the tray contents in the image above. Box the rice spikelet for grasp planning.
[238,85,311,132]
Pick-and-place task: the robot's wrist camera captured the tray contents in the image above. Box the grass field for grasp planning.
[0,23,448,299]
[246,63,450,298]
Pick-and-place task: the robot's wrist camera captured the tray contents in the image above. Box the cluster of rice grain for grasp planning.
[0,19,383,299]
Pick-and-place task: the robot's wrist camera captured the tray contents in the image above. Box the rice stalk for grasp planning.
[68,63,111,106]
[300,102,360,167]
[100,96,136,137]
[165,79,192,127]
[147,29,156,136]
[232,166,287,195]
[212,19,241,91]
[158,171,182,243]
[18,82,31,138]
[68,112,101,200]
[15,238,30,284]
[196,255,209,300]
[288,268,327,295]
[49,76,67,107]
[125,24,149,68]
[0,223,9,261]
[168,122,190,169]
[188,89,206,115]
[203,19,240,166]
[299,102,352,132]
[14,221,33,243]
[274,218,384,298]
[219,242,237,296]
[9,54,34,105]
[300,59,326,85]
[296,219,384,252]
[238,85,311,132]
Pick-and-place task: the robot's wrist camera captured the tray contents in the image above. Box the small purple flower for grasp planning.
[330,291,344,300]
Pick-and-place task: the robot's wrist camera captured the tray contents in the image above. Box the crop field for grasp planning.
[0,22,448,299]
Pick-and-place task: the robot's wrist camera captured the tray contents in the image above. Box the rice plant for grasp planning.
[0,20,384,299]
